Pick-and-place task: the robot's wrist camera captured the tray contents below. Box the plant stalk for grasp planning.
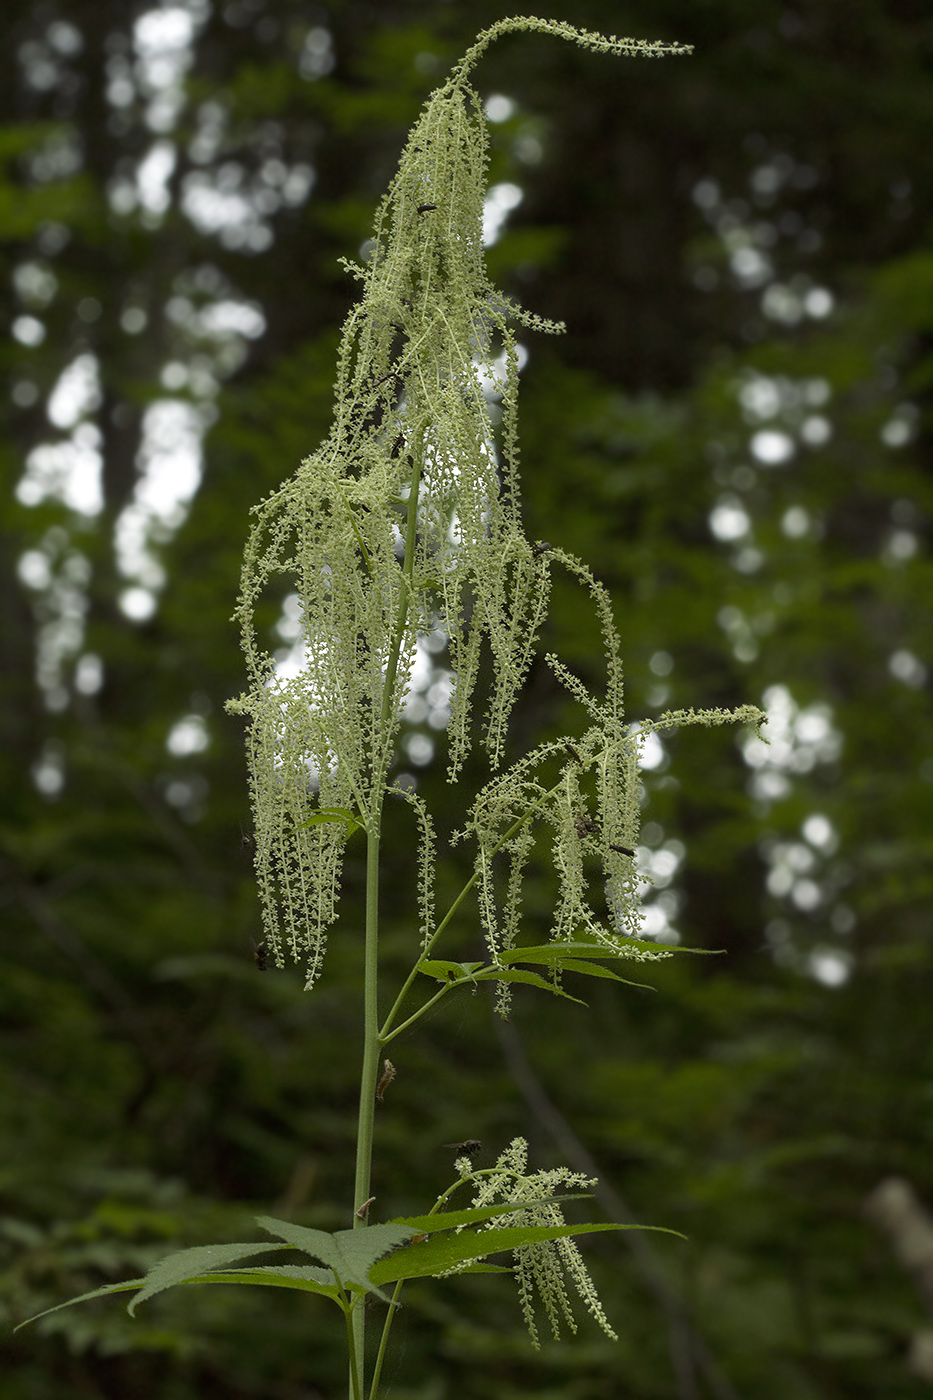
[348,437,424,1396]
[368,1280,405,1400]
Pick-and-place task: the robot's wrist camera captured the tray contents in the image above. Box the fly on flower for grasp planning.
[443,1139,483,1158]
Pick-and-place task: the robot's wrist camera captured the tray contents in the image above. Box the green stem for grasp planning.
[381,979,459,1047]
[351,828,387,1218]
[368,1280,405,1400]
[348,825,382,1393]
[380,766,577,1040]
[346,1300,363,1400]
[348,437,424,1397]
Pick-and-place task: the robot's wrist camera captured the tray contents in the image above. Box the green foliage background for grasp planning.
[1,2,930,1397]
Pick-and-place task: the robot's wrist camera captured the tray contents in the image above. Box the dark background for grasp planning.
[2,2,931,1397]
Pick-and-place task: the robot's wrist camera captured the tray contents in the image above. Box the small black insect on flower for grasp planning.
[249,937,269,972]
[443,1139,482,1158]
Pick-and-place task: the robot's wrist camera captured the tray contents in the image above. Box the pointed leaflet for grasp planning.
[129,1242,287,1314]
[15,1279,146,1331]
[471,966,586,1003]
[17,1243,286,1329]
[497,942,649,963]
[416,946,660,996]
[389,1198,589,1234]
[20,1222,420,1331]
[557,958,654,988]
[496,943,655,988]
[370,1220,685,1285]
[497,939,723,962]
[416,958,587,1002]
[176,1264,342,1303]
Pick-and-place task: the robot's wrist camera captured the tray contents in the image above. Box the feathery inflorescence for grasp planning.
[226,19,759,998]
[445,1136,617,1348]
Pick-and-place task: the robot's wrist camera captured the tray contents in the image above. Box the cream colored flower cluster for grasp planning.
[452,1136,617,1348]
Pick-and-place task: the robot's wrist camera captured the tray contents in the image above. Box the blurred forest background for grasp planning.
[1,1,931,1397]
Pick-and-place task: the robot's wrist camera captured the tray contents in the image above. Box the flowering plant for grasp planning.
[19,20,762,1398]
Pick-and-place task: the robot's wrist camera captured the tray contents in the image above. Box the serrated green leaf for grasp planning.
[369,1220,685,1285]
[494,944,654,987]
[13,1244,350,1331]
[509,935,719,959]
[129,1242,285,1315]
[181,1264,343,1302]
[498,942,636,964]
[472,966,586,1003]
[14,1278,146,1331]
[558,958,653,988]
[256,1217,415,1301]
[390,1196,588,1234]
